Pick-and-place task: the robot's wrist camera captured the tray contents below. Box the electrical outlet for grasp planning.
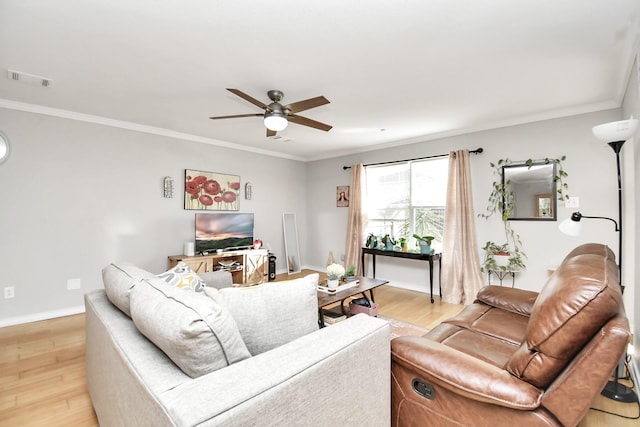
[4,286,15,299]
[67,278,81,290]
[564,196,579,209]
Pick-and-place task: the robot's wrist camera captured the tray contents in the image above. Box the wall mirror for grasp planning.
[502,161,557,221]
[282,212,301,274]
[0,131,10,165]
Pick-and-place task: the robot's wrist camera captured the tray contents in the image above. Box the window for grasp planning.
[365,158,449,249]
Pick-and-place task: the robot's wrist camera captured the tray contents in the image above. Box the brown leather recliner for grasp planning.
[391,243,630,427]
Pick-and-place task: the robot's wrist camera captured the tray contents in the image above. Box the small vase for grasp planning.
[327,278,339,291]
[385,241,394,250]
[419,243,432,254]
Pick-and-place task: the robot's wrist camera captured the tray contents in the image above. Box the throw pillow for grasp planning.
[157,262,207,292]
[102,262,157,317]
[130,277,251,378]
[212,273,319,356]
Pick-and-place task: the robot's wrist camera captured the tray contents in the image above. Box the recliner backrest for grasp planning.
[506,243,622,388]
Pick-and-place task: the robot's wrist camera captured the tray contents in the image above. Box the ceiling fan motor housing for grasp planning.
[267,90,284,102]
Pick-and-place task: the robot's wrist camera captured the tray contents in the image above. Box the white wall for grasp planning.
[622,55,640,379]
[0,108,307,325]
[307,109,633,323]
[1,106,634,330]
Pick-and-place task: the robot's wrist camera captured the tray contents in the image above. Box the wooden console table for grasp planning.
[361,248,442,303]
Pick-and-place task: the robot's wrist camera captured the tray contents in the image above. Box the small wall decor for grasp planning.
[184,169,240,211]
[163,176,174,198]
[336,185,349,207]
[245,182,252,200]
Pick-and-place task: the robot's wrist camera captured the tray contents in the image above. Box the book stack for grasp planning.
[322,307,347,325]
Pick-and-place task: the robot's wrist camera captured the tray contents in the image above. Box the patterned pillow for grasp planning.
[157,262,206,292]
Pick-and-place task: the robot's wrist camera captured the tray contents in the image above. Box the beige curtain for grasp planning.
[441,150,484,305]
[344,164,366,275]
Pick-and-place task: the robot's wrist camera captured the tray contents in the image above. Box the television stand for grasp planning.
[168,248,269,286]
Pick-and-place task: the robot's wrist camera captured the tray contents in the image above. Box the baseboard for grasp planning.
[631,356,639,395]
[0,305,86,328]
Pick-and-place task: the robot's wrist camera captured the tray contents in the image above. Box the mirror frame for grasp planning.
[502,161,557,221]
[0,131,10,165]
[282,212,302,274]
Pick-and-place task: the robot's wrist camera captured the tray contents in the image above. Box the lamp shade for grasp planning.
[592,119,638,143]
[264,113,288,131]
[559,217,582,236]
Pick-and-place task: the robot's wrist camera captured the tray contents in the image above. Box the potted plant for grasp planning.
[365,233,378,249]
[326,263,345,292]
[381,234,396,250]
[345,265,357,282]
[413,234,435,254]
[399,237,408,252]
[481,241,526,272]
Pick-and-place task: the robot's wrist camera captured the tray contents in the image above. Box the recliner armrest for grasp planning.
[392,336,543,410]
[475,285,538,316]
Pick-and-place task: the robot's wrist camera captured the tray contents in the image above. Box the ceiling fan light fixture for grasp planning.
[264,112,288,131]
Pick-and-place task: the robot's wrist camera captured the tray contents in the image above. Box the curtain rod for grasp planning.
[342,148,483,170]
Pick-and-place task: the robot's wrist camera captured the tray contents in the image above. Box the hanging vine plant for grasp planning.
[478,155,570,272]
[525,155,569,201]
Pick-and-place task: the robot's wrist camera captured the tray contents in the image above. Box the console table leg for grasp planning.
[429,258,435,304]
[372,254,376,278]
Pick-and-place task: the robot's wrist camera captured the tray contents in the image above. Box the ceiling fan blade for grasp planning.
[266,129,277,137]
[288,114,332,132]
[226,88,267,109]
[285,96,329,114]
[209,113,263,120]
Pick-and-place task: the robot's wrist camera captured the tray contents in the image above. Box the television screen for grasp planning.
[195,213,254,253]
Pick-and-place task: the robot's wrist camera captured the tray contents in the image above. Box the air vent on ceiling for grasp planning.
[7,69,53,87]
[267,135,292,142]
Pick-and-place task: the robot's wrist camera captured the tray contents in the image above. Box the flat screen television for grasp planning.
[195,213,254,253]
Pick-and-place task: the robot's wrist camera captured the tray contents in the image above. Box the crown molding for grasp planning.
[0,99,306,162]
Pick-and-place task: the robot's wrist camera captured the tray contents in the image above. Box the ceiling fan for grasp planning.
[209,88,332,137]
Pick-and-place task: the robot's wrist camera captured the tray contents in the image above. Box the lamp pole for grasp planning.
[608,141,624,284]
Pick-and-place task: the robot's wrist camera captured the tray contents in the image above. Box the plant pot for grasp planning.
[327,278,339,291]
[345,275,356,282]
[385,241,394,250]
[401,244,408,252]
[418,242,432,254]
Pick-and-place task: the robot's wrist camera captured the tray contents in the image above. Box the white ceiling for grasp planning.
[1,0,639,161]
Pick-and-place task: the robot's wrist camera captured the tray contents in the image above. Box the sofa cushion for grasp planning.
[209,273,319,355]
[102,262,157,317]
[130,277,251,378]
[157,262,207,292]
[506,246,622,387]
[199,270,234,289]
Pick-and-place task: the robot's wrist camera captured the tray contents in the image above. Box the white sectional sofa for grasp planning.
[85,262,391,426]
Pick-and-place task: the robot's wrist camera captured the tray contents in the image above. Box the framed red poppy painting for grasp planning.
[184,169,240,211]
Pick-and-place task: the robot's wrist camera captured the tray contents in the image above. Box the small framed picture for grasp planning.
[336,186,349,207]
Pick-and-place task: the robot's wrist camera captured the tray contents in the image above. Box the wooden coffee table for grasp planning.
[317,276,388,327]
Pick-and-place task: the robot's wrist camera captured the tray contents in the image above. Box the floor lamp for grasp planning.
[559,118,638,403]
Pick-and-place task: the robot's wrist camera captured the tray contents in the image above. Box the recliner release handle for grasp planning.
[412,379,435,400]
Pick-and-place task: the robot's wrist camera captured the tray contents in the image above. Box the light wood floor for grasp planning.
[1,275,638,426]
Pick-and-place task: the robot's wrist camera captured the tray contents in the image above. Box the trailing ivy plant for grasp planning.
[525,155,569,201]
[478,155,569,272]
